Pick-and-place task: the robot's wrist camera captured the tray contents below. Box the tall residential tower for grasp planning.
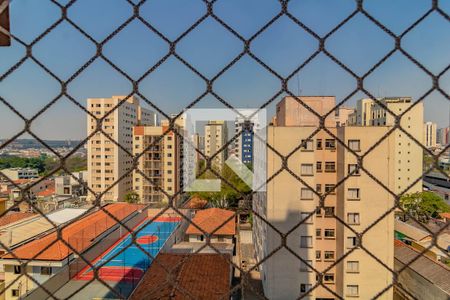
[253,96,423,299]
[86,96,155,203]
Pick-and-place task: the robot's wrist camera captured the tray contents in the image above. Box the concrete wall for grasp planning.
[188,235,233,244]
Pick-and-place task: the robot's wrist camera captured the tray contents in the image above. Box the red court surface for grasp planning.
[76,266,144,282]
[136,235,158,245]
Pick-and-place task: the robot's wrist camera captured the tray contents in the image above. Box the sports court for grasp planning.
[75,216,180,283]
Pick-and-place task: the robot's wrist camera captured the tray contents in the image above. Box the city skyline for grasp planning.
[0,2,449,299]
[0,0,449,140]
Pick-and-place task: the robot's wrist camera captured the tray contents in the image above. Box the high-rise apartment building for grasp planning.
[234,117,255,166]
[424,122,437,148]
[275,96,353,128]
[335,107,354,127]
[253,96,423,299]
[437,127,449,146]
[87,96,155,203]
[348,97,424,193]
[133,120,182,204]
[205,121,228,169]
[275,96,337,127]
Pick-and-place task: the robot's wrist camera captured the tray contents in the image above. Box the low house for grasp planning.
[183,195,208,210]
[395,219,449,263]
[186,208,235,244]
[128,253,232,300]
[394,240,450,300]
[170,208,236,255]
[440,212,450,223]
[1,169,38,181]
[54,171,87,197]
[0,203,140,300]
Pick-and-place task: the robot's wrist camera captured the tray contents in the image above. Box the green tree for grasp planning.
[191,164,251,208]
[124,191,140,204]
[400,192,450,223]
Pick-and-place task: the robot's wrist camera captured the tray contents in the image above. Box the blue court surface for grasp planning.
[76,217,180,282]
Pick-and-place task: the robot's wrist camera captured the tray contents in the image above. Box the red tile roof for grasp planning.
[36,187,55,197]
[129,253,231,300]
[0,212,36,227]
[183,195,208,209]
[12,179,33,185]
[440,212,450,219]
[2,203,142,261]
[186,208,235,236]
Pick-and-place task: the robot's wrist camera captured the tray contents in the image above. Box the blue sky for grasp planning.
[0,0,449,140]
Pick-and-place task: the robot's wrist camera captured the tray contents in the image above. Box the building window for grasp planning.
[300,188,314,200]
[300,284,312,294]
[347,236,358,248]
[315,207,322,217]
[316,250,321,260]
[300,260,312,272]
[11,289,19,297]
[324,229,335,239]
[347,261,359,273]
[324,251,335,261]
[348,188,360,200]
[316,139,322,150]
[347,213,360,225]
[324,273,335,283]
[300,236,313,248]
[324,206,335,217]
[300,164,314,176]
[316,161,322,172]
[300,212,313,224]
[346,285,359,297]
[41,267,52,275]
[316,184,322,193]
[217,236,224,242]
[325,139,336,150]
[348,164,360,176]
[348,140,361,151]
[316,229,321,238]
[13,266,21,274]
[324,184,335,194]
[301,139,313,151]
[325,161,336,172]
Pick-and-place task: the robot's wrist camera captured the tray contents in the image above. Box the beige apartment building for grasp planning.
[253,96,423,299]
[205,120,228,169]
[87,96,155,203]
[423,121,437,149]
[348,97,424,193]
[132,120,182,204]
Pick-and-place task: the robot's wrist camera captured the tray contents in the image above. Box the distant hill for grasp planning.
[0,139,83,149]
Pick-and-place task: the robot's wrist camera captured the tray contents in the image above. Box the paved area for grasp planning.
[52,279,135,299]
[238,227,264,300]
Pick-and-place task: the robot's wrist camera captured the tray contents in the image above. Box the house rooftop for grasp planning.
[186,208,235,236]
[394,219,431,241]
[0,212,36,227]
[183,195,208,209]
[1,203,141,261]
[129,253,231,300]
[395,240,450,295]
[36,187,55,197]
